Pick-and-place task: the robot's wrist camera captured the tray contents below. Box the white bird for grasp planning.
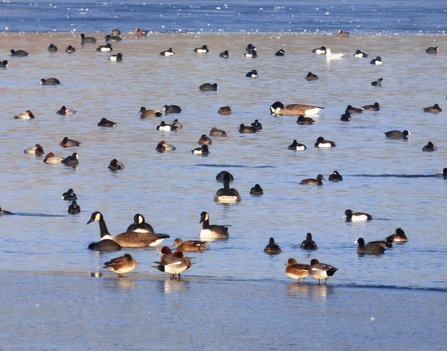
[325,48,346,59]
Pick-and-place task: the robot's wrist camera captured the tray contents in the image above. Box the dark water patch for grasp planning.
[196,163,275,169]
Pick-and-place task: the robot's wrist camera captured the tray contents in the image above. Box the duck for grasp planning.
[62,188,77,201]
[172,119,183,128]
[86,212,122,251]
[217,106,231,115]
[104,34,121,42]
[160,48,175,56]
[305,72,318,81]
[65,45,76,54]
[443,168,447,178]
[296,115,315,125]
[62,152,79,166]
[391,228,408,243]
[311,46,326,54]
[108,53,123,62]
[96,43,112,52]
[423,104,442,113]
[328,170,343,182]
[300,174,325,186]
[57,106,76,115]
[199,211,229,240]
[139,107,162,117]
[135,28,148,36]
[194,44,209,53]
[314,136,336,148]
[198,134,212,145]
[80,33,96,44]
[346,105,363,114]
[300,233,318,250]
[250,184,263,195]
[108,159,124,170]
[199,83,218,91]
[24,143,44,155]
[384,130,411,139]
[239,124,257,133]
[104,254,136,277]
[0,60,8,67]
[264,237,282,254]
[362,102,380,111]
[371,78,383,86]
[246,43,257,53]
[426,46,439,54]
[337,29,350,38]
[111,28,121,36]
[288,140,306,151]
[59,137,81,147]
[40,78,61,85]
[345,209,372,222]
[67,200,81,214]
[10,49,28,57]
[340,111,351,121]
[214,173,241,203]
[216,171,234,182]
[356,238,385,254]
[370,56,383,65]
[0,207,13,215]
[244,45,257,58]
[210,127,227,137]
[15,110,35,120]
[285,259,310,283]
[325,48,346,59]
[353,49,368,58]
[270,101,323,116]
[98,118,117,127]
[43,152,64,164]
[246,70,258,78]
[251,119,262,130]
[163,104,182,114]
[422,141,437,152]
[156,121,176,131]
[308,259,338,285]
[219,50,229,58]
[275,49,285,56]
[368,237,394,248]
[154,250,192,279]
[172,238,208,252]
[159,246,173,261]
[47,44,58,52]
[126,213,155,233]
[191,145,210,155]
[156,141,176,152]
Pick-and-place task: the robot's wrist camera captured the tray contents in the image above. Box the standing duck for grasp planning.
[308,259,338,285]
[104,254,136,277]
[285,258,310,283]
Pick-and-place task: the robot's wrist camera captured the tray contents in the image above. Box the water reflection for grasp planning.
[286,282,332,300]
[159,278,188,293]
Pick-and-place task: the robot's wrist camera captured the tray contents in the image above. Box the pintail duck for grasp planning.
[270,101,323,116]
[362,102,380,111]
[356,238,385,254]
[191,145,210,155]
[199,83,218,91]
[59,137,81,147]
[308,259,338,285]
[422,141,437,152]
[346,105,363,113]
[172,238,208,252]
[198,134,212,145]
[104,254,136,277]
[214,173,241,203]
[62,188,77,201]
[160,48,175,56]
[250,184,263,195]
[156,141,176,152]
[24,143,44,155]
[264,237,282,254]
[65,45,76,54]
[296,115,315,125]
[210,127,227,137]
[96,43,112,52]
[194,45,209,53]
[219,50,229,58]
[163,105,182,114]
[10,49,28,57]
[47,44,58,52]
[239,124,257,133]
[43,152,64,164]
[216,171,234,182]
[328,170,343,181]
[217,106,231,115]
[62,152,79,166]
[314,136,336,148]
[300,233,318,250]
[154,250,192,279]
[104,34,121,42]
[312,46,326,54]
[423,104,442,113]
[57,106,76,115]
[370,56,382,65]
[108,159,124,170]
[108,53,123,61]
[340,111,351,121]
[80,33,96,44]
[98,118,117,127]
[426,46,439,54]
[86,211,122,251]
[199,211,229,240]
[305,72,318,81]
[337,29,350,38]
[353,49,368,58]
[67,200,81,214]
[140,107,162,117]
[345,209,372,222]
[15,110,35,120]
[275,49,285,56]
[300,174,325,185]
[40,78,61,85]
[288,140,307,151]
[285,258,310,282]
[246,70,258,78]
[384,130,410,139]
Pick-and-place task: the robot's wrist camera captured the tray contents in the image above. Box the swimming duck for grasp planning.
[194,45,209,53]
[251,119,262,130]
[219,50,229,58]
[275,49,285,56]
[368,237,394,248]
[370,56,383,65]
[325,48,346,59]
[337,29,350,38]
[135,28,148,36]
[62,188,77,201]
[239,124,257,133]
[67,200,81,214]
[246,70,258,78]
[443,168,447,178]
[10,49,28,57]
[154,250,192,279]
[345,209,372,222]
[86,212,122,251]
[104,34,121,42]
[296,115,315,125]
[199,83,218,91]
[217,106,231,115]
[157,121,177,131]
[47,44,58,52]
[140,107,162,117]
[210,127,227,137]
[353,49,368,58]
[250,184,263,195]
[191,145,210,155]
[40,78,61,85]
[288,140,307,151]
[108,53,123,61]
[65,45,76,54]
[214,173,241,203]
[104,254,136,277]
[371,78,383,86]
[328,170,343,181]
[308,259,338,285]
[172,238,208,252]
[300,233,318,250]
[0,60,8,67]
[362,102,380,111]
[346,105,363,113]
[245,43,257,52]
[96,43,112,52]
[62,152,79,166]
[199,211,230,239]
[390,228,408,243]
[59,137,81,147]
[314,136,336,148]
[215,171,234,182]
[305,72,318,81]
[422,141,437,152]
[270,101,323,116]
[0,207,13,215]
[300,174,325,186]
[426,46,439,54]
[156,141,176,152]
[163,104,182,114]
[198,134,212,145]
[423,104,442,113]
[24,143,44,155]
[384,130,411,139]
[98,118,117,127]
[111,28,121,36]
[80,33,96,44]
[264,237,282,254]
[126,213,155,233]
[244,44,257,58]
[160,48,175,56]
[285,258,310,282]
[57,106,76,115]
[108,159,124,170]
[340,111,351,121]
[356,238,385,254]
[15,110,35,120]
[312,46,326,54]
[43,152,64,164]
